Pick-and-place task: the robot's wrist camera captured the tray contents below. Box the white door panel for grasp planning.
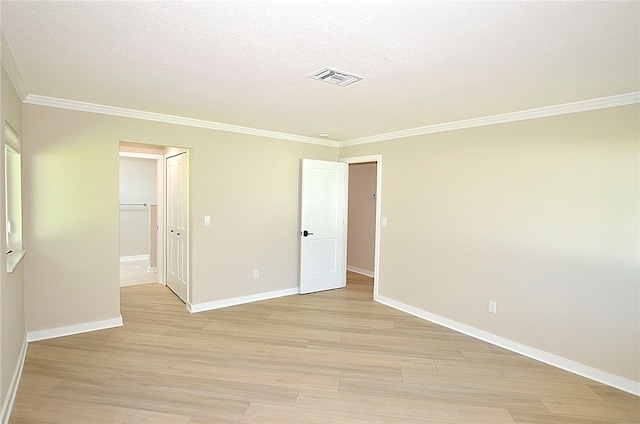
[166,151,189,302]
[300,159,348,294]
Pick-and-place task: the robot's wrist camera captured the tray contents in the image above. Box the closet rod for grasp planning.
[119,203,149,206]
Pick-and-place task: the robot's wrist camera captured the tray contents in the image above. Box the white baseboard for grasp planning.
[27,316,123,342]
[119,255,149,262]
[375,294,640,396]
[347,266,374,278]
[188,287,299,313]
[0,336,27,424]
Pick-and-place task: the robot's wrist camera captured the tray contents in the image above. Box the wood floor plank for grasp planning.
[270,345,438,371]
[401,367,603,401]
[434,357,602,385]
[264,310,373,336]
[124,331,273,357]
[25,344,169,373]
[20,358,119,386]
[157,359,341,392]
[39,379,248,422]
[199,319,343,346]
[340,331,495,355]
[339,376,550,414]
[102,370,299,406]
[227,353,404,383]
[86,337,234,366]
[11,394,192,424]
[589,383,640,403]
[13,372,63,397]
[294,389,517,423]
[240,402,434,424]
[509,410,640,424]
[267,308,397,331]
[538,394,640,421]
[9,272,639,423]
[306,335,469,361]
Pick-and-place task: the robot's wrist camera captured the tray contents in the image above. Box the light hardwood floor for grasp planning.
[10,272,639,423]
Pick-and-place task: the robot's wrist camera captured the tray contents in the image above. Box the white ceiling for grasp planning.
[2,1,639,143]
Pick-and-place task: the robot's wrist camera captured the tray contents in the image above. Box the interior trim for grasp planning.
[342,92,640,146]
[0,336,27,424]
[346,266,374,278]
[23,94,341,148]
[6,250,26,274]
[27,316,123,342]
[188,287,299,314]
[1,33,28,101]
[23,92,639,148]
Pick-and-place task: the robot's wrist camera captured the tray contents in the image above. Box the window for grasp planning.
[5,123,23,272]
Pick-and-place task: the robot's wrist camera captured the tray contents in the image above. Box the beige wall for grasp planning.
[347,162,376,274]
[190,131,337,303]
[22,104,337,332]
[341,105,640,383]
[0,66,25,415]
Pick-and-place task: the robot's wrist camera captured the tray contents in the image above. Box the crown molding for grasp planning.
[19,91,639,149]
[23,94,341,148]
[1,32,28,101]
[341,92,640,147]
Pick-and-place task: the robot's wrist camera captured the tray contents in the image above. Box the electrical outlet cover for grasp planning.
[488,301,497,314]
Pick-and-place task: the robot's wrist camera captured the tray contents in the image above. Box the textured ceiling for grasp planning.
[2,1,639,142]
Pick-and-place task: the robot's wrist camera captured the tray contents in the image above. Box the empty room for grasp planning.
[0,1,638,423]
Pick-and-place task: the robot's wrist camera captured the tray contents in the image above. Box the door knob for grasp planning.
[301,230,314,237]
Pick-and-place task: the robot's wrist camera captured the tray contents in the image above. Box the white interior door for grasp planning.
[166,151,189,302]
[300,159,348,294]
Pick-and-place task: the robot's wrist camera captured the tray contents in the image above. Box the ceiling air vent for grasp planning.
[309,67,363,87]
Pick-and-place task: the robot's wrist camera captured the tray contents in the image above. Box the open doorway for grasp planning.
[118,141,192,307]
[347,162,377,276]
[342,155,382,298]
[346,162,377,296]
[118,150,163,287]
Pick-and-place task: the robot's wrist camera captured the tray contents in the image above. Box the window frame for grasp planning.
[5,122,25,273]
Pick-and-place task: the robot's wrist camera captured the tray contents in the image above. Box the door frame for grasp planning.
[339,155,382,299]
